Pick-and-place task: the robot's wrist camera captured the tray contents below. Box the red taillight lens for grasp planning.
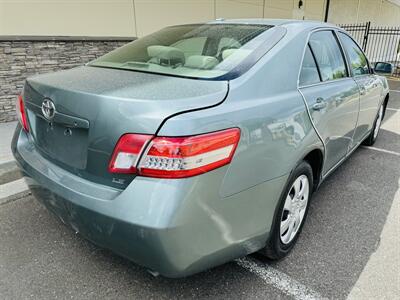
[16,95,29,132]
[108,129,241,178]
[138,128,240,178]
[108,134,153,174]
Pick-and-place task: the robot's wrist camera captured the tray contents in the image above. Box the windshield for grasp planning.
[88,24,277,80]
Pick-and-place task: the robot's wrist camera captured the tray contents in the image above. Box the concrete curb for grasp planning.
[0,161,21,185]
[0,161,22,185]
[0,177,29,204]
[0,190,31,206]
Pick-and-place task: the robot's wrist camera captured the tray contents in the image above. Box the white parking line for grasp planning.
[0,178,28,204]
[236,257,325,300]
[386,108,399,112]
[389,90,400,93]
[362,146,400,157]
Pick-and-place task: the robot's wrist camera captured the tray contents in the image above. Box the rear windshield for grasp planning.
[88,24,278,80]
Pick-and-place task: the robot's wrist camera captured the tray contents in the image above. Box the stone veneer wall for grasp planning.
[0,37,134,123]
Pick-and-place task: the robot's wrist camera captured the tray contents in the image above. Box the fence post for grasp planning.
[362,21,371,51]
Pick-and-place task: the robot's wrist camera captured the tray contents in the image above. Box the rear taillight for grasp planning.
[16,95,29,132]
[108,134,153,174]
[139,128,240,178]
[108,128,241,178]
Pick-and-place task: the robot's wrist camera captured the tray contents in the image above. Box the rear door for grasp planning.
[299,30,360,175]
[337,31,382,144]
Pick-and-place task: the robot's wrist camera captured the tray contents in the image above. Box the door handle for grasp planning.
[312,97,327,111]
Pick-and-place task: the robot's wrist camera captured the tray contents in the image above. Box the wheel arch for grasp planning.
[382,93,389,119]
[302,148,324,190]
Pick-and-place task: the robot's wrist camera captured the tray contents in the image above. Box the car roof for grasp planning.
[208,18,339,30]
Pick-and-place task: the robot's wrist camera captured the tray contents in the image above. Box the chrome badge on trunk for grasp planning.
[41,98,56,120]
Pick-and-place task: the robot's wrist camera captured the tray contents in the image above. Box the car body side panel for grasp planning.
[158,25,324,197]
[300,78,360,174]
[158,91,322,197]
[352,74,384,143]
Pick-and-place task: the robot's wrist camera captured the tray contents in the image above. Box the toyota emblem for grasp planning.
[41,98,56,120]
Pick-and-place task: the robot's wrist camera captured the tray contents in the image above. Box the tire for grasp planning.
[259,161,313,260]
[363,103,385,146]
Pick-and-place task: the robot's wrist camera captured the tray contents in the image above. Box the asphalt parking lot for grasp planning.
[0,80,399,300]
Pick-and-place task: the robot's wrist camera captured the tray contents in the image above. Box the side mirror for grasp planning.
[374,62,394,75]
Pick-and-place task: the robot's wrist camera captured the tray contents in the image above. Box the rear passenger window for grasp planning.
[309,31,348,81]
[299,45,321,86]
[338,32,370,76]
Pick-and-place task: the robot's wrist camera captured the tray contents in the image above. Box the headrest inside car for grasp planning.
[147,45,185,66]
[222,49,251,60]
[185,55,219,70]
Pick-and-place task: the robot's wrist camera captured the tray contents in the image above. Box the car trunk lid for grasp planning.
[23,66,228,188]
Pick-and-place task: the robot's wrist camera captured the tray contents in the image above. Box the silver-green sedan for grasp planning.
[12,19,390,277]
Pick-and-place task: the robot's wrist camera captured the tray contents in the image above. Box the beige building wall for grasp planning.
[379,0,400,26]
[305,0,326,20]
[135,0,215,36]
[0,0,399,37]
[264,0,294,19]
[263,0,326,20]
[328,0,400,26]
[0,0,137,36]
[216,0,264,19]
[357,0,383,24]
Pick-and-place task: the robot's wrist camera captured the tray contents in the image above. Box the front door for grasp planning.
[298,30,359,175]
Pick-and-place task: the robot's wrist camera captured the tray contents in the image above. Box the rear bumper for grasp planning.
[12,125,287,277]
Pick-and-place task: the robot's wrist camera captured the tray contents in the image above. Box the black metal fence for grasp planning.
[340,22,400,77]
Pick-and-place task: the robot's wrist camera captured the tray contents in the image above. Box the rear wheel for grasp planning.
[260,161,313,259]
[363,103,384,146]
